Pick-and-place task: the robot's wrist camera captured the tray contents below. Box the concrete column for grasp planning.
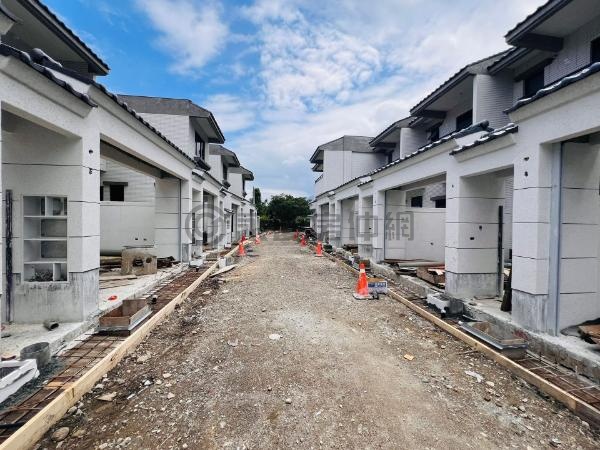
[329,200,341,248]
[384,190,407,260]
[510,145,554,332]
[191,188,202,257]
[372,190,385,262]
[358,194,374,259]
[3,119,100,322]
[154,177,181,260]
[217,196,225,250]
[445,173,505,298]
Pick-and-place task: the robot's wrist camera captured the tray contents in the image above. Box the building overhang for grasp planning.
[369,116,414,147]
[505,0,597,50]
[4,0,110,75]
[210,144,240,167]
[411,73,474,117]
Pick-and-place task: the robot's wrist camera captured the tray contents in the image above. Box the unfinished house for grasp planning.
[0,1,258,342]
[310,0,600,363]
[310,136,389,247]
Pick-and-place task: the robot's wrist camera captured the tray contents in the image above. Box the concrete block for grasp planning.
[512,289,549,333]
[69,235,100,272]
[562,143,600,189]
[512,222,549,259]
[559,257,598,294]
[69,201,100,236]
[445,271,497,298]
[558,292,600,330]
[446,222,499,249]
[445,197,501,223]
[512,256,549,295]
[11,268,98,323]
[561,188,599,225]
[512,187,551,223]
[445,247,497,273]
[561,224,599,258]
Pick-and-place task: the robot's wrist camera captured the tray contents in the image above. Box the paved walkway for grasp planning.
[37,234,598,449]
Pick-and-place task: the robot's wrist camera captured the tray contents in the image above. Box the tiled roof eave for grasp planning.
[0,44,97,107]
[26,0,110,73]
[505,62,600,113]
[450,124,519,155]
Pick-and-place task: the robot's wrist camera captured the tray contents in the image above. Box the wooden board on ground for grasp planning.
[99,280,134,289]
[210,265,237,277]
[321,249,600,427]
[579,324,600,345]
[0,246,239,450]
[99,274,137,281]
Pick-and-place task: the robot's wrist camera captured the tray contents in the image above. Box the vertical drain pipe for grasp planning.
[178,179,182,262]
[548,143,564,335]
[5,190,12,323]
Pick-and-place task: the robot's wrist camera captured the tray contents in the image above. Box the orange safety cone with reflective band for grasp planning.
[355,263,369,297]
[238,240,246,256]
[315,241,323,257]
[255,234,261,244]
[300,234,306,246]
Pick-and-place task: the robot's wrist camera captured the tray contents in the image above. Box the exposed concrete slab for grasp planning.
[1,321,90,357]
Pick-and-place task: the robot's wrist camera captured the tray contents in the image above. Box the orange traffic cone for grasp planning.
[354,263,369,298]
[300,234,306,246]
[315,241,323,257]
[255,234,261,244]
[238,240,246,257]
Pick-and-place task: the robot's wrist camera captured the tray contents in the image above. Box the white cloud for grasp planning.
[224,0,547,198]
[203,94,256,133]
[136,0,228,75]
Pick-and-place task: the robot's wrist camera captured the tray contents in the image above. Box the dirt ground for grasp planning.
[36,234,599,449]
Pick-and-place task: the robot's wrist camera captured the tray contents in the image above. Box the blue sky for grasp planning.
[45,0,544,199]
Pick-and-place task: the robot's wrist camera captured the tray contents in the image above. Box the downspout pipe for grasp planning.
[548,142,563,335]
[178,179,182,262]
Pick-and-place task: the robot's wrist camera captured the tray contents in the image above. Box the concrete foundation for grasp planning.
[445,272,498,299]
[11,269,99,323]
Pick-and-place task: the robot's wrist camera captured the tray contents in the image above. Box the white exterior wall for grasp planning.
[101,159,154,202]
[473,74,513,129]
[350,152,387,178]
[228,172,244,198]
[399,128,427,157]
[100,160,155,253]
[138,112,194,158]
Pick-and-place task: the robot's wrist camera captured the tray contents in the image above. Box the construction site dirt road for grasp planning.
[36,235,598,449]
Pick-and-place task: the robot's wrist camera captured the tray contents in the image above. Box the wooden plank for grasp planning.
[0,247,239,450]
[386,289,600,426]
[320,246,600,426]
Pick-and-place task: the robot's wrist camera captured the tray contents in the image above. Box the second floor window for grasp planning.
[223,163,228,180]
[591,36,600,64]
[195,134,205,160]
[455,110,473,132]
[427,125,440,143]
[523,68,545,98]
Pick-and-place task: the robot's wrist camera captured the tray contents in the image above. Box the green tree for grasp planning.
[265,194,311,230]
[253,187,265,216]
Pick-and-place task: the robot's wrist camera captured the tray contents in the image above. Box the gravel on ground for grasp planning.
[36,234,599,449]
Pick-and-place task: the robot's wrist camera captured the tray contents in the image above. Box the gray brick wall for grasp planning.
[100,160,155,203]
